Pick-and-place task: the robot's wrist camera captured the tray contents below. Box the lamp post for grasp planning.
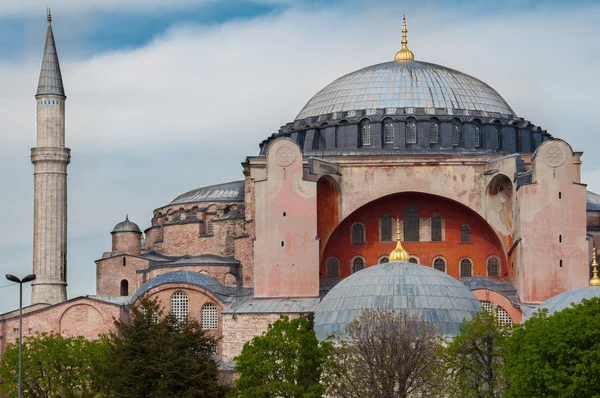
[5,273,35,398]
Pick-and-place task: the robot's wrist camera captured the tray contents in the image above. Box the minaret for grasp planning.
[30,9,70,305]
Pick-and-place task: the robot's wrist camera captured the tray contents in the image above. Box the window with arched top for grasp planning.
[460,258,473,277]
[378,256,390,264]
[429,122,439,144]
[408,257,419,264]
[171,291,189,325]
[404,204,419,242]
[352,257,365,273]
[201,303,219,330]
[351,223,365,245]
[380,214,393,242]
[326,257,340,277]
[481,301,513,328]
[452,123,461,146]
[120,279,129,296]
[406,121,417,144]
[206,219,214,235]
[431,214,442,242]
[474,125,481,148]
[461,224,471,243]
[433,258,446,272]
[384,122,394,144]
[362,122,371,146]
[487,257,500,277]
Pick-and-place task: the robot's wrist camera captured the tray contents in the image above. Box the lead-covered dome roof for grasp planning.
[111,215,141,234]
[314,260,481,340]
[524,286,600,321]
[296,60,515,120]
[169,180,245,206]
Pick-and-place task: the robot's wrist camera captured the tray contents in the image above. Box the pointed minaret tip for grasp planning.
[47,7,52,25]
[37,8,65,97]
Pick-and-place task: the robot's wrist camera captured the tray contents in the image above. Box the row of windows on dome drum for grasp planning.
[325,256,501,278]
[154,291,220,330]
[294,120,541,153]
[351,213,471,244]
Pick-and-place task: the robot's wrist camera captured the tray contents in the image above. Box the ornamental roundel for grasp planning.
[275,144,296,167]
[544,144,566,168]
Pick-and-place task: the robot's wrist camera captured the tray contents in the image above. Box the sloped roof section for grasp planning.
[586,191,600,212]
[169,181,245,206]
[37,20,65,97]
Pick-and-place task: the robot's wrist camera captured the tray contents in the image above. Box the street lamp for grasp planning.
[5,273,35,398]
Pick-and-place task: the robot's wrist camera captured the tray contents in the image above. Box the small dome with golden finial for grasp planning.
[394,15,414,62]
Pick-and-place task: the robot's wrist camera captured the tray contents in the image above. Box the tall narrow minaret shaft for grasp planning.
[31,9,70,304]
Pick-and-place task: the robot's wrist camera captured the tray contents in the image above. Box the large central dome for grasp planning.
[296,60,515,120]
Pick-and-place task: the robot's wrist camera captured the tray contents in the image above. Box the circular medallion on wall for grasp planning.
[275,144,296,167]
[543,144,567,168]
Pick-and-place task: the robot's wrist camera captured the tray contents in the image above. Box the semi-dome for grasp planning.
[111,215,141,234]
[314,259,481,340]
[296,60,515,121]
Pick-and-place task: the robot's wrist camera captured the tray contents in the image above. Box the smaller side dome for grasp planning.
[111,215,141,234]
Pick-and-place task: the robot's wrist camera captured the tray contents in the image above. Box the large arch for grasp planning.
[320,192,507,280]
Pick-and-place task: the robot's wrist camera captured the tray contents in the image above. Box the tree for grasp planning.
[505,297,600,398]
[323,309,445,398]
[230,314,332,398]
[97,297,228,398]
[0,332,107,398]
[443,309,509,398]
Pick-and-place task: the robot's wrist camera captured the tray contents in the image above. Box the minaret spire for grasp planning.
[31,10,70,305]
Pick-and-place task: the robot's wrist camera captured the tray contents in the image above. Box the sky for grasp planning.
[0,0,599,312]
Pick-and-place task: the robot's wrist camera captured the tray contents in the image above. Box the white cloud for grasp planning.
[0,1,599,311]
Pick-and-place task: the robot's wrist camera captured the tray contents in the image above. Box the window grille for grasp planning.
[384,122,394,144]
[406,122,417,144]
[201,303,219,330]
[431,214,442,242]
[433,258,446,272]
[142,307,159,323]
[362,123,371,146]
[481,301,513,328]
[452,124,460,146]
[404,204,419,242]
[429,122,439,144]
[351,223,365,245]
[326,257,340,277]
[487,257,500,277]
[352,257,364,273]
[381,214,392,242]
[474,126,481,148]
[460,259,472,277]
[461,224,471,243]
[171,291,189,325]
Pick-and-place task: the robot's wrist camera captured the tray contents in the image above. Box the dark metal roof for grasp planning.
[461,277,520,306]
[223,297,320,314]
[111,216,142,234]
[37,20,64,97]
[314,261,481,340]
[296,60,515,120]
[587,191,600,211]
[169,181,245,206]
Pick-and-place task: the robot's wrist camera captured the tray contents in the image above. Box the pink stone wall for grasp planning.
[252,138,320,297]
[472,289,523,324]
[96,255,148,296]
[516,139,588,303]
[234,236,254,287]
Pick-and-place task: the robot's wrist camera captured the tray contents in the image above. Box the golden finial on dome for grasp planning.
[389,218,410,261]
[394,15,415,62]
[590,246,600,286]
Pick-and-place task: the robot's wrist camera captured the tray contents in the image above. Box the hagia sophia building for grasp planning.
[1,12,600,366]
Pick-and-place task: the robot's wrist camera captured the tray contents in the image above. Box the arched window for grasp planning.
[206,219,214,235]
[406,121,417,144]
[171,291,189,325]
[380,214,392,242]
[378,256,390,264]
[429,122,439,144]
[487,257,500,277]
[404,204,419,242]
[461,224,471,243]
[384,122,394,144]
[408,257,419,264]
[352,257,364,273]
[481,301,513,328]
[431,214,442,242]
[474,125,481,148]
[120,279,129,296]
[433,258,446,272]
[452,123,461,146]
[460,258,473,277]
[351,223,365,245]
[326,257,340,277]
[362,121,371,146]
[201,303,219,330]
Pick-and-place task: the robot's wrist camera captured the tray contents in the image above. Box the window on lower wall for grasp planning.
[351,223,365,245]
[380,214,393,242]
[326,257,340,277]
[461,224,471,243]
[171,291,189,325]
[433,258,446,272]
[352,257,365,273]
[460,258,473,277]
[431,214,442,242]
[201,303,219,330]
[404,204,419,242]
[487,257,500,277]
[120,279,129,296]
[481,301,513,328]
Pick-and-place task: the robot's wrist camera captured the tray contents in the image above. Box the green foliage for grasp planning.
[0,331,108,398]
[97,297,228,398]
[231,314,332,398]
[505,297,600,398]
[444,310,509,398]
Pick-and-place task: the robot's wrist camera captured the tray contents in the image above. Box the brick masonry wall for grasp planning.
[96,256,149,296]
[112,232,141,255]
